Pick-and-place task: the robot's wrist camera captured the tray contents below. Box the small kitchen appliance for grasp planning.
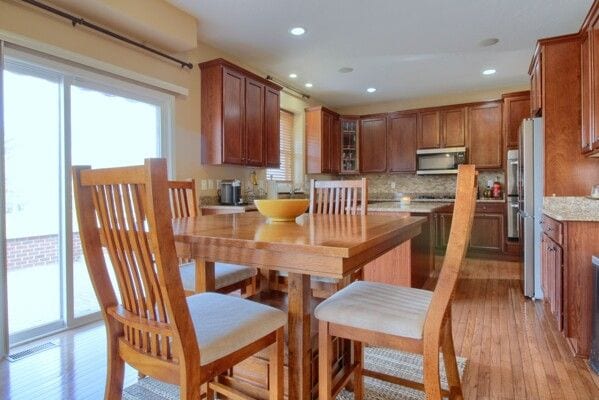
[218,179,242,205]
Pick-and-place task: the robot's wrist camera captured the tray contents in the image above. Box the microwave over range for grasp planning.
[416,147,467,175]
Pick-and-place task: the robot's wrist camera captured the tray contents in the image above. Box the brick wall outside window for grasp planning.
[6,233,83,269]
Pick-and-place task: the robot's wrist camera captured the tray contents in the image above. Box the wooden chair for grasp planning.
[272,178,368,297]
[309,178,367,215]
[167,179,258,297]
[73,159,285,400]
[315,164,477,400]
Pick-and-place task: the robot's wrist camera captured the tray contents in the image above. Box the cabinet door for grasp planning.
[553,242,563,331]
[264,87,280,167]
[469,213,504,252]
[531,54,542,117]
[321,111,334,173]
[468,102,503,169]
[541,233,549,297]
[436,212,453,249]
[441,108,466,147]
[592,21,599,150]
[360,115,387,172]
[330,116,341,174]
[244,77,265,166]
[582,31,593,153]
[387,112,417,172]
[418,111,440,149]
[222,67,245,165]
[503,93,531,149]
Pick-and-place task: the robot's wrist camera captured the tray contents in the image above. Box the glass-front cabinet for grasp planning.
[341,117,359,173]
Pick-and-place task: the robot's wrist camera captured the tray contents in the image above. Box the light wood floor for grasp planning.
[1,258,598,399]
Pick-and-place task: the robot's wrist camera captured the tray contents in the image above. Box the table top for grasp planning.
[172,212,425,259]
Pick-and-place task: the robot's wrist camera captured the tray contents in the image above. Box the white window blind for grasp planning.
[267,109,294,181]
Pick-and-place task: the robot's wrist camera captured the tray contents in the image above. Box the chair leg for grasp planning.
[104,323,124,400]
[318,320,333,400]
[353,341,364,400]
[269,328,284,400]
[205,382,215,400]
[442,320,463,400]
[423,338,442,400]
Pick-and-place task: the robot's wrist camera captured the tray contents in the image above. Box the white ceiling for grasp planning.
[168,0,592,108]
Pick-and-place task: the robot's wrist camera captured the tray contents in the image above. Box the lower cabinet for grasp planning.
[436,203,504,256]
[541,232,563,331]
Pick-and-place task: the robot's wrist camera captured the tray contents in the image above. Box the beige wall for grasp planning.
[336,84,530,115]
[0,0,317,200]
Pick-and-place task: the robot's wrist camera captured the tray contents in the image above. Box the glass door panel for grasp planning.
[3,67,63,341]
[70,84,160,318]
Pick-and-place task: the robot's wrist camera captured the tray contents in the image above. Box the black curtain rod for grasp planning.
[20,0,194,69]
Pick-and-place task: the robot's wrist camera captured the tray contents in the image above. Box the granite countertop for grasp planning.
[200,204,258,211]
[368,201,452,213]
[369,197,505,204]
[542,196,599,222]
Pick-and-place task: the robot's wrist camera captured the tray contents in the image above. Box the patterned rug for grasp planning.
[123,347,467,400]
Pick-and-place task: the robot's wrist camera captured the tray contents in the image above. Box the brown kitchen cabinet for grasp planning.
[436,202,504,256]
[340,116,360,173]
[417,107,465,149]
[305,106,340,174]
[264,87,281,167]
[359,114,387,172]
[581,8,599,156]
[502,91,531,149]
[199,58,282,166]
[386,112,418,173]
[467,101,503,169]
[541,231,563,331]
[530,52,542,117]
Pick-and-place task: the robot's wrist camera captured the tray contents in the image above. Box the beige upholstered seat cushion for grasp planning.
[180,262,257,291]
[314,281,433,339]
[186,292,286,365]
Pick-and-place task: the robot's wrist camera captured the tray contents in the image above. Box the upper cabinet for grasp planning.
[199,58,282,166]
[341,117,360,174]
[417,107,465,149]
[581,9,599,156]
[530,51,542,117]
[387,112,418,173]
[467,102,503,169]
[502,91,531,149]
[360,114,387,172]
[305,106,340,174]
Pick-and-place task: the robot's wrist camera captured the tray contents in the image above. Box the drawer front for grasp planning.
[541,215,563,245]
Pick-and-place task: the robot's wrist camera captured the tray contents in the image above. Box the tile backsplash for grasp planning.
[306,171,505,199]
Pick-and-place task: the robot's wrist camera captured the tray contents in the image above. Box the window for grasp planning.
[267,109,294,181]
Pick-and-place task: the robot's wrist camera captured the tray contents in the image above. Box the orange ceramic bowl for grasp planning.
[254,199,309,222]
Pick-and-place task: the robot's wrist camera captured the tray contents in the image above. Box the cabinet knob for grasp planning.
[547,227,553,232]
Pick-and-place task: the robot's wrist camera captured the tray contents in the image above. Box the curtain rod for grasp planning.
[19,0,194,69]
[266,75,310,100]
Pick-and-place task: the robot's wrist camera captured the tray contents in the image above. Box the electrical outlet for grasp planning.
[390,182,396,189]
[200,180,207,191]
[208,180,214,190]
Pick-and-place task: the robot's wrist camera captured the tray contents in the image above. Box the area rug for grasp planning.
[123,347,467,400]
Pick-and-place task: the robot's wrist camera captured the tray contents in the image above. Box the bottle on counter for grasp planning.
[492,176,503,199]
[483,180,492,199]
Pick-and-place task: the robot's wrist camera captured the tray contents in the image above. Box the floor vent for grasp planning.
[7,341,58,362]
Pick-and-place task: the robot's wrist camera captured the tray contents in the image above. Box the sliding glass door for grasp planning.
[1,47,172,346]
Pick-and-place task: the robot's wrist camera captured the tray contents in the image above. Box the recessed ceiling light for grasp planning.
[338,67,354,73]
[304,82,313,88]
[289,27,306,36]
[482,69,496,75]
[366,87,377,93]
[289,73,298,79]
[479,38,500,47]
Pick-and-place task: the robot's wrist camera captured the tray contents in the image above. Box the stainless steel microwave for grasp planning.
[416,147,467,175]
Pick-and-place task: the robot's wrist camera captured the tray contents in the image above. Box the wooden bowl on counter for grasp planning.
[254,199,309,222]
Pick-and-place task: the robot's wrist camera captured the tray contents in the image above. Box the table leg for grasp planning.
[195,260,215,292]
[287,273,311,400]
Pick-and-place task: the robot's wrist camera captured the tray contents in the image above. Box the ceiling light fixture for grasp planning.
[289,73,298,79]
[305,82,313,88]
[479,38,500,47]
[338,67,354,73]
[289,27,306,36]
[366,87,377,93]
[482,69,496,75]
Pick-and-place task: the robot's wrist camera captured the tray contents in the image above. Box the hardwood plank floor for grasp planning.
[0,257,597,399]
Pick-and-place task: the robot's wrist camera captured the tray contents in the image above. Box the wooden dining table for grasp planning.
[172,211,425,400]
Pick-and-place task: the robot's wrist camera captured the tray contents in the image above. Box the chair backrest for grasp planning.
[168,179,197,218]
[72,159,200,377]
[309,178,368,215]
[424,165,477,337]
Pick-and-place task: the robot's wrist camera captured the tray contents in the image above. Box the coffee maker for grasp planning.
[218,179,242,205]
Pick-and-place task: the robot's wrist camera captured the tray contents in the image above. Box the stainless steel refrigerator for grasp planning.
[518,118,544,298]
